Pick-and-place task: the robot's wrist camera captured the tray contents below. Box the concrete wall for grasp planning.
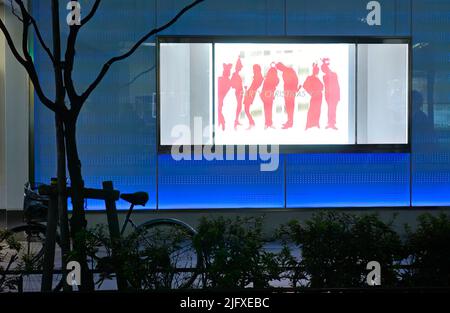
[0,2,29,214]
[80,208,445,239]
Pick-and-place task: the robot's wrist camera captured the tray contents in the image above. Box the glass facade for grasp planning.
[31,0,450,209]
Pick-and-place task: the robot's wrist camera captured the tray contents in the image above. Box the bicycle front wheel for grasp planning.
[132,219,202,290]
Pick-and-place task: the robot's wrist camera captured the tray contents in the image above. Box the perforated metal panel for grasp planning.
[286,153,410,207]
[411,0,450,206]
[158,154,285,209]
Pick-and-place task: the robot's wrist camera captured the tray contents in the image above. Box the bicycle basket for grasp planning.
[23,182,49,222]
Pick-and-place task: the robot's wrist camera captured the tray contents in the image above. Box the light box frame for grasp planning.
[156,36,412,154]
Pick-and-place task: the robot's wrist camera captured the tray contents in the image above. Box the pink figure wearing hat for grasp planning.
[321,58,340,130]
[303,63,324,130]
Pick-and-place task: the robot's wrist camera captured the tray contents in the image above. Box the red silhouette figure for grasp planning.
[230,57,244,130]
[275,62,300,129]
[321,58,340,130]
[243,64,264,129]
[217,63,233,130]
[303,63,324,130]
[260,63,280,129]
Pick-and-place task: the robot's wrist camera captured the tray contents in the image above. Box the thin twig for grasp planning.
[0,11,59,113]
[10,0,24,22]
[13,0,56,65]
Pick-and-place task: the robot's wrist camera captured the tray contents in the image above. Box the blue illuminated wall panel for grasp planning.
[156,0,285,36]
[396,0,412,36]
[286,154,410,208]
[158,155,285,209]
[411,0,450,206]
[32,3,56,186]
[286,0,399,36]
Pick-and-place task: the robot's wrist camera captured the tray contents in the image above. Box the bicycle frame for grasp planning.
[120,203,137,235]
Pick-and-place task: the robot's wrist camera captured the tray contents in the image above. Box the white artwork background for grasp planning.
[214,43,351,145]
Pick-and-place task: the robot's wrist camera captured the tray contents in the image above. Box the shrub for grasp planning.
[193,216,280,289]
[278,212,403,288]
[403,213,450,287]
[0,229,21,291]
[74,224,201,290]
[64,212,450,290]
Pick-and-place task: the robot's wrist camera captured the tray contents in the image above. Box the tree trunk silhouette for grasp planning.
[51,0,71,291]
[55,115,71,291]
[64,118,94,291]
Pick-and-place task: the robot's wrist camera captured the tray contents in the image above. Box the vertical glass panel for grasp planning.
[159,43,213,146]
[411,0,450,206]
[357,44,409,144]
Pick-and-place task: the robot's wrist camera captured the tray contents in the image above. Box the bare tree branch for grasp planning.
[78,0,205,110]
[80,0,101,26]
[10,0,23,22]
[17,2,63,114]
[0,14,59,113]
[51,0,66,102]
[13,0,55,65]
[0,18,27,66]
[21,5,29,58]
[122,65,155,89]
[63,0,101,104]
[62,0,101,104]
[63,27,80,103]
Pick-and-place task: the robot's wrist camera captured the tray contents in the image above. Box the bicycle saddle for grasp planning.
[120,192,149,206]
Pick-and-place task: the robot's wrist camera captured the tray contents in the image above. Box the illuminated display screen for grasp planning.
[158,38,409,151]
[214,43,353,145]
